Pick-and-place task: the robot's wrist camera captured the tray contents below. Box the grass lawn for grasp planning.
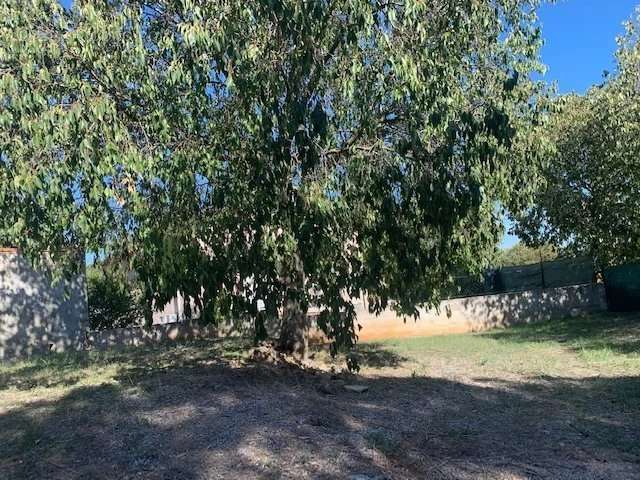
[1,312,639,479]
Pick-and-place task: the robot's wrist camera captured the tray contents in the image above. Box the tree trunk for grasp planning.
[278,253,308,358]
[254,310,268,344]
[279,293,309,358]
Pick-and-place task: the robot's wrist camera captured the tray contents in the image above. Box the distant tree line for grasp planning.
[495,243,558,267]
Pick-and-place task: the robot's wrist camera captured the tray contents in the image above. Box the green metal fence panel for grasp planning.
[447,257,597,299]
[448,274,488,298]
[543,257,594,288]
[446,258,640,312]
[497,264,543,292]
[604,263,640,311]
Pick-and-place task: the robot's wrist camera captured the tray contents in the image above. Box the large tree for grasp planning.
[512,11,640,267]
[1,0,549,359]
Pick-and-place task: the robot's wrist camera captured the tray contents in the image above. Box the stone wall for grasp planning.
[1,252,609,358]
[117,284,606,347]
[354,283,608,342]
[0,251,88,360]
[86,320,218,350]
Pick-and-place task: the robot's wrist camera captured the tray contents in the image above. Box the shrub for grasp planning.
[87,266,144,330]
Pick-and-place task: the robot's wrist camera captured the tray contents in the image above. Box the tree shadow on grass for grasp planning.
[0,338,249,392]
[1,354,639,480]
[482,312,640,356]
[353,342,408,368]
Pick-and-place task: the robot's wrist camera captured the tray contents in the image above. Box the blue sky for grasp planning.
[58,0,638,250]
[537,0,639,94]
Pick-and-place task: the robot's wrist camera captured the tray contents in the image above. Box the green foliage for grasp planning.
[0,0,551,356]
[513,9,640,267]
[87,265,144,330]
[496,242,558,267]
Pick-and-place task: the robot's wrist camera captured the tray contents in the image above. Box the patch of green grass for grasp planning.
[0,338,249,400]
[2,312,638,399]
[370,330,564,376]
[484,312,640,372]
[367,312,640,377]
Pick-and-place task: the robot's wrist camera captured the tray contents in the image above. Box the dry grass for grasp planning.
[1,312,639,479]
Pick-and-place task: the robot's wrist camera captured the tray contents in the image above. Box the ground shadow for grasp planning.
[353,342,408,368]
[1,352,639,480]
[0,338,249,392]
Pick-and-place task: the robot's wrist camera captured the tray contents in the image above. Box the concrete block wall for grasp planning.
[0,248,609,358]
[353,283,608,342]
[0,251,88,360]
[86,320,218,350]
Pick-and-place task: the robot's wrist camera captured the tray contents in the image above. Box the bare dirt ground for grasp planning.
[1,313,639,480]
